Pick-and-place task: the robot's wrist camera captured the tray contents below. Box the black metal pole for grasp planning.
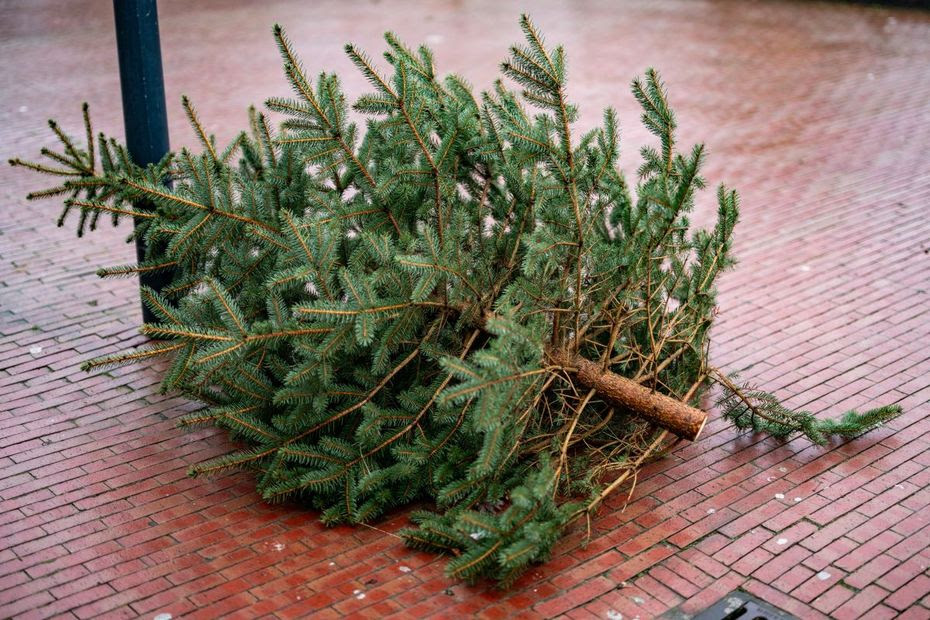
[113,0,171,323]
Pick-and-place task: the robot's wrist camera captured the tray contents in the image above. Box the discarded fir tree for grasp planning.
[10,16,900,585]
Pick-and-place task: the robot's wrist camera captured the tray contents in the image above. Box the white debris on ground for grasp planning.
[153,614,172,620]
[29,346,42,356]
[398,565,412,573]
[775,493,785,499]
[776,538,789,545]
[271,542,285,551]
[607,611,623,620]
[707,508,716,514]
[794,497,803,502]
[817,571,831,580]
[353,589,366,600]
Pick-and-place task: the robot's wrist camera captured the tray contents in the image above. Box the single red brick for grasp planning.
[668,508,738,549]
[877,554,930,591]
[71,577,172,619]
[808,488,876,526]
[791,567,846,603]
[800,512,869,552]
[649,564,700,598]
[764,493,831,531]
[677,548,729,579]
[847,505,911,543]
[892,509,930,537]
[616,516,689,556]
[533,577,614,617]
[575,522,642,557]
[662,555,714,588]
[714,529,771,565]
[550,550,623,589]
[0,570,29,593]
[0,590,56,619]
[32,583,118,618]
[719,500,786,538]
[811,583,856,615]
[885,574,930,611]
[803,536,859,572]
[731,546,775,576]
[786,452,849,485]
[901,488,930,513]
[694,533,730,556]
[886,523,930,561]
[753,545,812,583]
[610,544,677,583]
[832,585,890,620]
[596,583,669,618]
[773,564,816,593]
[764,520,819,554]
[835,529,903,572]
[845,554,900,590]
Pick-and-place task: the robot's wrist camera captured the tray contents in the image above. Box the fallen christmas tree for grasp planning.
[11,16,900,585]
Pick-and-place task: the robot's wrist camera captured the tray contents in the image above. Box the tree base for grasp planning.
[556,353,708,441]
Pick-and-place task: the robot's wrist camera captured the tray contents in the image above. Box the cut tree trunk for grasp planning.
[557,354,708,441]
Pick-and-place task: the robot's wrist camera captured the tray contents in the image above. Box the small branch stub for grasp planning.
[560,354,708,441]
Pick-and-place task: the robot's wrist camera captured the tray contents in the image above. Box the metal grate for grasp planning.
[689,591,797,620]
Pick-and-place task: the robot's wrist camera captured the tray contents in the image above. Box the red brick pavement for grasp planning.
[2,1,930,618]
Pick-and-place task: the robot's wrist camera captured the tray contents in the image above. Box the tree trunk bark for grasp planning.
[558,354,708,441]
